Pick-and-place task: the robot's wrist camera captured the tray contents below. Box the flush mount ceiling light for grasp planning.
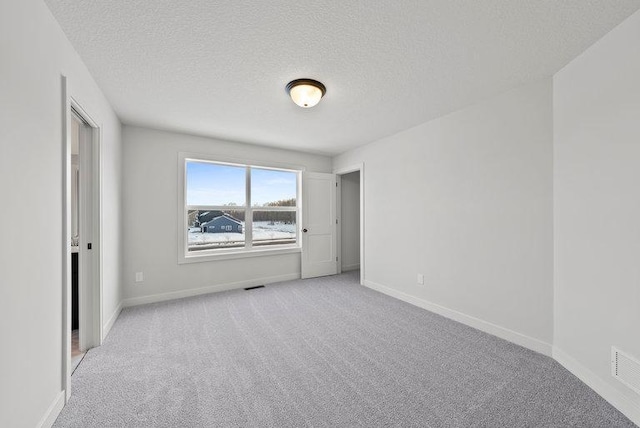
[286,79,326,108]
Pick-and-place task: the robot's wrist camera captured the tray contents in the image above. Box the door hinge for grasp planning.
[336,257,338,262]
[87,243,92,250]
[336,182,338,187]
[336,219,338,224]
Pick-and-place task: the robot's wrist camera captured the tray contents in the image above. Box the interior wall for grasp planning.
[122,126,332,304]
[340,171,360,271]
[333,78,554,351]
[553,8,640,423]
[0,2,123,427]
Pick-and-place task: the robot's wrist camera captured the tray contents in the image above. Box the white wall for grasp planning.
[340,171,360,271]
[333,79,554,352]
[122,126,331,304]
[0,1,635,425]
[0,2,123,427]
[553,9,640,423]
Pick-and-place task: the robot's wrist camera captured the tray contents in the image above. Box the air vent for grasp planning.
[244,285,265,291]
[611,347,640,395]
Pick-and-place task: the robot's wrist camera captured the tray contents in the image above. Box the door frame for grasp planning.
[61,76,103,401]
[334,163,365,285]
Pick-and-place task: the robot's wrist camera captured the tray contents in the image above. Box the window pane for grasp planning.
[252,211,297,247]
[187,209,245,251]
[186,161,245,206]
[251,168,297,207]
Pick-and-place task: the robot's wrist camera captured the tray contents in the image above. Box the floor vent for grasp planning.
[611,347,640,395]
[244,285,265,291]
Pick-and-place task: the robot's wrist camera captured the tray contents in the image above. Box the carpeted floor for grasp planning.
[54,272,636,427]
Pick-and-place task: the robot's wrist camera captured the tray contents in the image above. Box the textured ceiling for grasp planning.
[45,0,640,155]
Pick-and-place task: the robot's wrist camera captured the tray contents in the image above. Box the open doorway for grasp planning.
[62,83,103,400]
[336,164,364,285]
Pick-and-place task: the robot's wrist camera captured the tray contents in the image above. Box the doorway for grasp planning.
[62,84,103,400]
[336,164,364,285]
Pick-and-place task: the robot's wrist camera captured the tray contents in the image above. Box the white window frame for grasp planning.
[178,152,303,264]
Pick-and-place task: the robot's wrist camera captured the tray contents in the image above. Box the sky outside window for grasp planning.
[186,161,245,206]
[187,162,297,207]
[251,168,297,206]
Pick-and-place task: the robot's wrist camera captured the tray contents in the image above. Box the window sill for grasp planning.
[178,246,301,264]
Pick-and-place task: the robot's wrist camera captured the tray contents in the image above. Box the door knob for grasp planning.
[303,228,308,233]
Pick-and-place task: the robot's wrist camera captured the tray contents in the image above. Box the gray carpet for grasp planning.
[54,272,636,427]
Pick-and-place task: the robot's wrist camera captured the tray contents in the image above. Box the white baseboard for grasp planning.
[36,390,65,428]
[553,347,640,426]
[363,279,553,356]
[123,273,301,307]
[102,301,123,339]
[342,263,360,272]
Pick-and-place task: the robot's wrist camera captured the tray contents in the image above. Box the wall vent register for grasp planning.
[611,346,640,395]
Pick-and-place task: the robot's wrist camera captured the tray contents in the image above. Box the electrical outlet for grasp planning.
[417,273,424,285]
[135,272,144,283]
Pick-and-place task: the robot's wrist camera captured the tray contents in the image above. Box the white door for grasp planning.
[77,118,95,351]
[302,172,337,278]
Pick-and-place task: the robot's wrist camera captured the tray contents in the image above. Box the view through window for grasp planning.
[185,160,299,254]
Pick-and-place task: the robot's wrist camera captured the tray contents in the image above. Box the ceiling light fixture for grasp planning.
[286,79,326,108]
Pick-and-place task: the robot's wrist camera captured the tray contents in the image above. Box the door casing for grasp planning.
[61,76,103,402]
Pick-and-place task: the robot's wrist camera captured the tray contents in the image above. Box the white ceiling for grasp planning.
[46,0,640,155]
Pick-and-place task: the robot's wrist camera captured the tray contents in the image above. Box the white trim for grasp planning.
[553,347,640,426]
[177,152,303,265]
[61,79,105,399]
[333,163,363,175]
[245,165,253,250]
[336,174,342,274]
[123,273,300,307]
[179,150,308,173]
[102,301,123,339]
[96,124,104,344]
[363,279,553,356]
[342,263,361,272]
[61,75,72,402]
[360,164,364,285]
[36,390,65,428]
[71,97,103,351]
[180,246,301,264]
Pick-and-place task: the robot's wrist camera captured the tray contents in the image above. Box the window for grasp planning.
[182,157,300,260]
